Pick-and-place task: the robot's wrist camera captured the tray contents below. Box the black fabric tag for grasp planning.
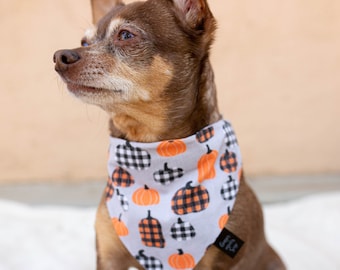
[213,228,244,258]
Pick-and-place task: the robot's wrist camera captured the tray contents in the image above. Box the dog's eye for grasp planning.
[81,39,89,47]
[118,30,135,41]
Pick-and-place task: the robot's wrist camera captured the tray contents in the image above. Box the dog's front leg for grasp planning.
[95,193,143,270]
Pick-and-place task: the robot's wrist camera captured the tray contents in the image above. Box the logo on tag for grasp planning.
[213,228,244,258]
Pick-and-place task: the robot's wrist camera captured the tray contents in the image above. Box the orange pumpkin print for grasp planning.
[168,249,195,269]
[132,185,160,206]
[105,176,114,201]
[220,149,238,173]
[139,210,165,248]
[196,126,215,143]
[197,145,218,183]
[112,214,129,236]
[112,166,135,187]
[218,207,231,229]
[157,140,187,157]
[218,214,229,229]
[171,181,210,215]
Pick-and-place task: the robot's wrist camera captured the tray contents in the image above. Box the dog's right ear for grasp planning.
[91,0,124,24]
[172,0,213,30]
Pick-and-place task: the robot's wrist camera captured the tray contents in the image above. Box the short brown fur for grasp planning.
[54,0,286,269]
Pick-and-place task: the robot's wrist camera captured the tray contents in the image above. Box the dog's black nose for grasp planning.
[53,49,80,72]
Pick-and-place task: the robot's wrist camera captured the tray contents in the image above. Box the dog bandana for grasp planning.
[106,119,242,270]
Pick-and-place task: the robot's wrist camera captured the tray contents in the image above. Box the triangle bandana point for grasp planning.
[106,119,242,270]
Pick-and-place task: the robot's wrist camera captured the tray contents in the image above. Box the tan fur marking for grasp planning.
[136,55,173,98]
[84,26,97,40]
[106,18,124,39]
[109,56,173,142]
[112,55,173,103]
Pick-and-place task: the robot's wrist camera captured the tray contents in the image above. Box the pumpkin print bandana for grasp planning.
[106,119,242,270]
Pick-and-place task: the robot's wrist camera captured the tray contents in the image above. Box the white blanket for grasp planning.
[0,192,339,270]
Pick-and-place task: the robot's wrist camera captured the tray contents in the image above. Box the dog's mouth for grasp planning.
[66,83,122,95]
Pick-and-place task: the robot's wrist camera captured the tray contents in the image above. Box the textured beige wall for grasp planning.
[0,0,339,183]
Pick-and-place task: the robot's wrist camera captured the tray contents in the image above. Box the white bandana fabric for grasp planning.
[106,119,242,270]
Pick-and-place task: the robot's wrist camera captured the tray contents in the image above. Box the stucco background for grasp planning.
[0,0,339,183]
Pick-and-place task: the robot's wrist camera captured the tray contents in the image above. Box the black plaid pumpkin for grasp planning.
[135,250,163,270]
[112,166,135,187]
[223,121,238,147]
[115,141,151,170]
[116,189,129,212]
[171,181,210,215]
[196,126,215,143]
[170,218,196,241]
[221,175,238,201]
[153,163,184,185]
[139,210,165,248]
[220,150,238,173]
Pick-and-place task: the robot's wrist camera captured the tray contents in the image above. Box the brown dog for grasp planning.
[54,0,286,269]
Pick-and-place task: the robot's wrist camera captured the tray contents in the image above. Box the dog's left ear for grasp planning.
[172,0,213,30]
[91,0,124,24]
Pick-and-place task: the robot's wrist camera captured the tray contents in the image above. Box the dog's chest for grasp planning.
[106,120,242,270]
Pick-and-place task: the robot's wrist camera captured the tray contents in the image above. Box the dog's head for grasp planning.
[54,0,220,142]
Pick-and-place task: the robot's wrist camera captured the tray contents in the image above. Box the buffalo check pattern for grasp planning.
[112,167,135,187]
[139,211,165,248]
[196,126,215,143]
[153,165,184,185]
[137,257,163,270]
[221,176,238,201]
[135,250,163,270]
[116,189,129,212]
[106,119,242,270]
[170,218,196,241]
[223,121,238,147]
[105,177,114,201]
[171,182,210,215]
[220,150,238,173]
[115,142,151,170]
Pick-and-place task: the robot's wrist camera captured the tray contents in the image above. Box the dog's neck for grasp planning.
[109,59,221,142]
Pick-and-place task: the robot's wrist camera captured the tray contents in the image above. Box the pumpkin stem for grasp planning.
[116,189,120,195]
[227,206,231,215]
[144,184,149,190]
[138,249,147,258]
[118,213,122,221]
[206,144,212,154]
[147,210,151,219]
[126,141,132,148]
[178,249,184,255]
[227,175,233,183]
[177,218,183,224]
[164,163,169,170]
[185,181,193,188]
